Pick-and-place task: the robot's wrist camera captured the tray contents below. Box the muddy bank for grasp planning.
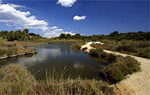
[0,48,38,60]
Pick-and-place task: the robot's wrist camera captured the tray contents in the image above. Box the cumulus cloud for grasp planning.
[0,2,75,38]
[73,15,86,21]
[0,4,49,31]
[44,26,75,38]
[57,0,77,7]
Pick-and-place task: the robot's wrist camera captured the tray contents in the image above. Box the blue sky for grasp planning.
[0,0,149,37]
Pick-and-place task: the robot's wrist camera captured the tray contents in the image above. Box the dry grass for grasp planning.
[0,64,36,95]
[0,64,115,95]
[0,41,39,59]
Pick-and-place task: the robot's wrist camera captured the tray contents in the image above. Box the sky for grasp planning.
[0,0,149,37]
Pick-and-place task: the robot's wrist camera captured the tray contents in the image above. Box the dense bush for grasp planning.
[70,43,82,51]
[99,56,140,84]
[89,47,140,83]
[89,48,103,57]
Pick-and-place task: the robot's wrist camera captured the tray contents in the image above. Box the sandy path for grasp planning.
[80,42,95,53]
[104,50,150,95]
[80,43,150,95]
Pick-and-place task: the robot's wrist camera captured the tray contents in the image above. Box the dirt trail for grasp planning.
[104,50,150,95]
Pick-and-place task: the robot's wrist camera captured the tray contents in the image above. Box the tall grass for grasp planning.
[0,64,115,95]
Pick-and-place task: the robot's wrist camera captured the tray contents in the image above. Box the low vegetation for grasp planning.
[70,43,83,51]
[0,41,38,58]
[0,64,115,95]
[0,38,48,59]
[89,48,140,84]
[91,40,150,59]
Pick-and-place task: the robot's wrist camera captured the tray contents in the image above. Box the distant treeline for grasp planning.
[0,29,149,41]
[57,31,150,41]
[0,29,42,41]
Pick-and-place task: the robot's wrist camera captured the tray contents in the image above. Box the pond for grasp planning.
[0,43,107,80]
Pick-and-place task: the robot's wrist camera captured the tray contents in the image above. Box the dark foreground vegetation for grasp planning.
[0,64,115,95]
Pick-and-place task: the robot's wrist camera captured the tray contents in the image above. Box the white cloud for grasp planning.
[43,26,75,38]
[0,2,75,38]
[7,3,25,8]
[73,15,86,21]
[57,0,77,7]
[0,4,49,31]
[62,31,75,35]
[51,26,58,29]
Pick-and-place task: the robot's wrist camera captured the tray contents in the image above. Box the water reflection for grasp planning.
[0,43,106,80]
[73,62,84,69]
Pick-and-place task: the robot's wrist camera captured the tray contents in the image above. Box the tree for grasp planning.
[110,31,119,36]
[66,33,71,39]
[74,33,81,39]
[23,29,29,34]
[59,33,66,39]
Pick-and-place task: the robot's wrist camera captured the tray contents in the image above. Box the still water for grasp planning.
[0,43,107,80]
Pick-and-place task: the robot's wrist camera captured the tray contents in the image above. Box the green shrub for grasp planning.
[89,48,103,57]
[99,56,140,83]
[116,45,137,52]
[106,54,116,63]
[70,43,82,51]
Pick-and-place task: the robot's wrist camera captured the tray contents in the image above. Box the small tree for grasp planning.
[110,31,119,36]
[66,33,71,39]
[59,33,66,39]
[23,29,29,34]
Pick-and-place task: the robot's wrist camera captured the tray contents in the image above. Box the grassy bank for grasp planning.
[0,64,115,95]
[0,38,47,60]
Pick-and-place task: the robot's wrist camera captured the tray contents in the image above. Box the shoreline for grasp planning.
[0,41,48,61]
[0,50,38,60]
